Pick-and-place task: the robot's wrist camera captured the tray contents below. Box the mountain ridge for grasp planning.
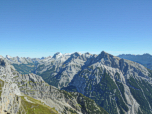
[0,57,108,114]
[118,53,152,70]
[3,51,152,114]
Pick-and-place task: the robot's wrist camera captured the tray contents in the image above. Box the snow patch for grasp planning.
[6,55,12,58]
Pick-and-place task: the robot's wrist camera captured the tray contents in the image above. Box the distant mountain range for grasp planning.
[118,53,152,70]
[1,51,152,114]
[0,55,107,114]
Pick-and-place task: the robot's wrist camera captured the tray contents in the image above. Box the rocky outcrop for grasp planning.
[0,80,21,114]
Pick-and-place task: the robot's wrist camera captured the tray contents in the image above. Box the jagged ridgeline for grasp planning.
[4,51,152,114]
[0,57,108,114]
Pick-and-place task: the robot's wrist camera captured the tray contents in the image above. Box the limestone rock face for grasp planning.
[35,52,97,89]
[0,81,21,114]
[22,51,152,114]
[0,57,107,114]
[63,52,152,114]
[11,73,107,114]
[4,51,152,114]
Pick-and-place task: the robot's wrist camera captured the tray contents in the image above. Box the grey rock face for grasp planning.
[35,52,97,89]
[0,57,107,114]
[12,73,107,114]
[3,51,152,114]
[29,51,152,114]
[0,81,21,114]
[0,58,21,114]
[65,52,152,114]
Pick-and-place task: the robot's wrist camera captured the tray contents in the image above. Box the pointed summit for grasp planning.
[85,52,91,55]
[99,51,113,58]
[52,52,62,59]
[94,51,116,63]
[100,51,109,55]
[41,57,46,59]
[72,52,81,57]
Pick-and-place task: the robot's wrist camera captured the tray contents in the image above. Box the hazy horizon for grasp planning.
[1,51,152,58]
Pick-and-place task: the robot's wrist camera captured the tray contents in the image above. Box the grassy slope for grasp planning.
[0,79,4,97]
[18,95,58,114]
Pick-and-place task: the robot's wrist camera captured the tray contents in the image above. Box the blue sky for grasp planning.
[0,0,152,58]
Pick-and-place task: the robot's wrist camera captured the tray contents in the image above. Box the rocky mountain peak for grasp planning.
[85,52,91,55]
[41,57,46,59]
[100,51,113,57]
[71,52,81,57]
[94,51,115,63]
[52,52,62,59]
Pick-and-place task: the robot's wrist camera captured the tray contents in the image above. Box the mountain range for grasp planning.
[1,51,152,114]
[0,56,107,114]
[118,53,152,70]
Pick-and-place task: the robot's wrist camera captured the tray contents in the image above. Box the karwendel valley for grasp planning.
[0,51,152,114]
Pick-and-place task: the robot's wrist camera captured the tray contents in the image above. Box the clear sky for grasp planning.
[0,0,152,58]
